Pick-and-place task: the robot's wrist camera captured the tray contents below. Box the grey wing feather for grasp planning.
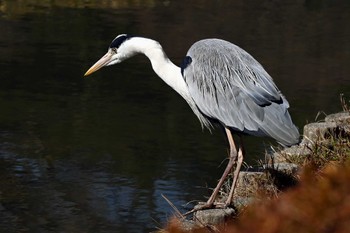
[183,39,299,146]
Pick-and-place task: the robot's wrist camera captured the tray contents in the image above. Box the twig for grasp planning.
[161,194,185,220]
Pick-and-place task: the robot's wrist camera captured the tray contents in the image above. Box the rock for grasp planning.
[282,145,311,157]
[303,122,338,144]
[302,112,350,146]
[272,144,312,163]
[175,219,197,231]
[338,122,350,138]
[235,171,266,197]
[231,197,255,209]
[193,205,235,226]
[325,112,350,123]
[265,162,299,176]
[324,112,350,138]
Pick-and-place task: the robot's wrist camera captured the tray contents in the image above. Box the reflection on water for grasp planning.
[0,131,206,232]
[1,0,350,232]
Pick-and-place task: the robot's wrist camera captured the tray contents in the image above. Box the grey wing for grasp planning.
[182,39,299,146]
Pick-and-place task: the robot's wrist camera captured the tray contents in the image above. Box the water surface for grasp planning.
[1,1,350,232]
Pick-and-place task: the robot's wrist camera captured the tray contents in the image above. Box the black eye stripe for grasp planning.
[109,34,133,49]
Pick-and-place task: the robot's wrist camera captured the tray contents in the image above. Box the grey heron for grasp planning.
[84,34,300,209]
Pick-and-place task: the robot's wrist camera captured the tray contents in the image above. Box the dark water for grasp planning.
[1,0,350,232]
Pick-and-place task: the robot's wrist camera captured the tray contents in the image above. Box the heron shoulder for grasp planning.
[184,38,283,106]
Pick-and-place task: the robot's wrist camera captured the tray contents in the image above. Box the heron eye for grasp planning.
[111,48,117,53]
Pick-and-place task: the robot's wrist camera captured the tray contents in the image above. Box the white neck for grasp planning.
[127,37,190,99]
[124,37,212,129]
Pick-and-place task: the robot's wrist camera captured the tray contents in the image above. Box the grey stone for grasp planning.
[235,171,266,196]
[282,145,311,156]
[303,122,338,144]
[338,123,350,138]
[271,144,312,163]
[325,112,350,123]
[193,205,235,225]
[265,162,299,175]
[231,197,256,210]
[176,219,197,231]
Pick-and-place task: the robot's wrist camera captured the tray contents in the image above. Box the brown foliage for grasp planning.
[161,161,350,233]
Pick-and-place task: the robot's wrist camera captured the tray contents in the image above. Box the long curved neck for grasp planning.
[129,37,190,99]
[127,37,212,129]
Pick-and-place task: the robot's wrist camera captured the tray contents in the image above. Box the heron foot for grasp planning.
[184,201,231,216]
[184,203,212,216]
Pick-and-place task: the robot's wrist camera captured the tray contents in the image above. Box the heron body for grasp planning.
[84,34,300,209]
[184,39,299,145]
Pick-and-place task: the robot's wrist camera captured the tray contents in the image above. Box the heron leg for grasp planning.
[205,127,238,207]
[225,136,244,206]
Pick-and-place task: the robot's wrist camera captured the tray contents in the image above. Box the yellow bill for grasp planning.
[84,51,113,76]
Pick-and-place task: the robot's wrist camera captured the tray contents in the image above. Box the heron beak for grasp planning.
[84,51,113,76]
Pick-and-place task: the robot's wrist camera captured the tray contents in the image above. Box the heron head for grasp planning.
[84,34,135,76]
